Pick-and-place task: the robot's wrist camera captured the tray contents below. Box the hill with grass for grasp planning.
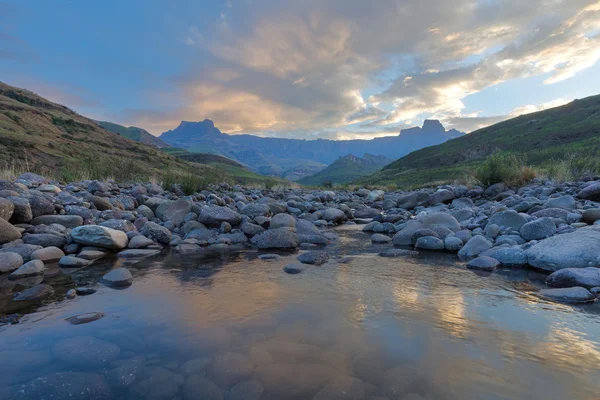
[361,95,600,188]
[97,120,170,148]
[298,154,392,186]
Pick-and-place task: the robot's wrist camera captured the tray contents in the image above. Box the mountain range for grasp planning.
[159,119,464,180]
[297,154,392,186]
[97,121,170,148]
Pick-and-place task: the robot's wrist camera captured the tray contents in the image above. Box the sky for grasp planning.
[1,0,600,140]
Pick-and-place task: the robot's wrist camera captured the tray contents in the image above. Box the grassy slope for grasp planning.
[298,156,389,186]
[0,82,198,180]
[362,95,600,187]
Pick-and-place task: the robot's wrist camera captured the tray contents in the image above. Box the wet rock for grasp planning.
[259,253,281,260]
[546,267,600,289]
[225,380,264,400]
[76,287,97,296]
[22,233,66,248]
[71,225,128,249]
[9,259,45,280]
[371,233,392,243]
[78,249,108,260]
[118,249,161,259]
[65,312,105,325]
[379,249,419,258]
[180,357,212,376]
[284,264,304,274]
[129,367,184,400]
[354,207,381,219]
[182,375,223,400]
[31,246,64,263]
[0,244,42,261]
[539,287,595,304]
[14,283,54,301]
[0,251,23,273]
[108,355,145,388]
[525,227,600,271]
[520,217,556,241]
[252,228,299,249]
[31,214,83,228]
[583,208,600,224]
[297,251,329,265]
[2,372,112,400]
[128,235,154,249]
[392,213,460,246]
[484,247,527,266]
[199,206,242,227]
[140,221,172,245]
[211,352,255,387]
[467,256,499,271]
[53,336,120,367]
[66,289,77,299]
[270,213,296,229]
[414,236,444,250]
[0,217,21,244]
[253,364,338,399]
[59,256,93,268]
[444,236,463,251]
[458,236,493,258]
[322,208,346,223]
[101,268,133,287]
[313,375,366,400]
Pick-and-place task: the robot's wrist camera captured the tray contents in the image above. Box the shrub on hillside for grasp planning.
[473,152,536,187]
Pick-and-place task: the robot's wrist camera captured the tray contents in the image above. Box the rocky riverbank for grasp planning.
[2,173,600,319]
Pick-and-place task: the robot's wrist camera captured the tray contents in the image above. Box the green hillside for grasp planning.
[298,154,391,186]
[362,95,600,187]
[97,121,169,148]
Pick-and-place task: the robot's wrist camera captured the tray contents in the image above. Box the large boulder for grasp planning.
[155,199,192,226]
[525,226,600,271]
[546,267,600,289]
[396,191,428,210]
[458,235,493,258]
[539,287,595,304]
[8,196,32,223]
[71,225,128,250]
[31,215,83,228]
[140,221,172,245]
[519,217,556,241]
[321,208,346,223]
[392,213,460,246]
[487,210,527,231]
[0,252,23,273]
[28,194,56,217]
[354,207,380,219]
[241,203,271,218]
[270,214,296,230]
[577,182,600,201]
[23,233,67,248]
[199,206,242,227]
[0,217,21,244]
[583,208,600,225]
[251,228,299,249]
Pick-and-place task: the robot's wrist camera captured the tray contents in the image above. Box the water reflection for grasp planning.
[0,225,599,399]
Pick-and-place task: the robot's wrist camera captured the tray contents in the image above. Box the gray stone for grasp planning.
[321,208,346,223]
[484,182,506,198]
[0,251,23,273]
[577,182,600,201]
[128,235,154,249]
[59,256,92,268]
[488,210,527,231]
[544,195,575,209]
[23,233,66,248]
[428,189,454,205]
[241,222,265,237]
[137,204,155,219]
[414,236,445,250]
[484,223,501,239]
[297,251,329,265]
[99,219,136,232]
[270,213,296,230]
[118,249,161,259]
[211,352,254,387]
[3,372,112,400]
[467,256,499,271]
[354,207,380,219]
[140,221,172,245]
[486,247,527,266]
[539,287,595,303]
[86,194,113,211]
[582,208,600,224]
[379,248,419,258]
[14,284,54,301]
[199,206,242,227]
[71,225,128,249]
[252,228,299,249]
[458,235,493,258]
[225,380,264,400]
[9,259,45,279]
[241,203,271,218]
[0,244,42,261]
[546,267,600,289]
[283,264,304,274]
[31,246,65,262]
[0,197,14,220]
[520,217,556,241]
[525,227,600,271]
[371,233,392,243]
[8,196,32,223]
[101,268,133,287]
[31,215,83,228]
[396,191,429,210]
[182,375,223,400]
[532,208,569,220]
[392,213,460,246]
[28,194,55,217]
[0,217,21,244]
[444,236,463,251]
[156,198,192,226]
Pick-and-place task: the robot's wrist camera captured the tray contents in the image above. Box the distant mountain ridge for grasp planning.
[97,121,170,148]
[159,119,464,180]
[297,153,392,186]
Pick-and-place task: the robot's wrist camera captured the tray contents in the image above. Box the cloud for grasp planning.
[508,98,571,116]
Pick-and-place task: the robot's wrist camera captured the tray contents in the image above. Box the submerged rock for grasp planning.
[466,256,499,271]
[297,251,329,265]
[101,268,133,287]
[546,268,600,289]
[283,264,304,274]
[539,287,595,304]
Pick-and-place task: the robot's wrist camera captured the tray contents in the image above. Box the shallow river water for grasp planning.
[1,225,600,399]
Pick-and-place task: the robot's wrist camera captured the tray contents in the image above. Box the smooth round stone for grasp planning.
[66,289,77,299]
[127,235,154,249]
[258,254,280,260]
[101,268,133,287]
[14,284,54,301]
[182,375,223,400]
[546,267,600,289]
[283,264,304,274]
[180,357,212,377]
[77,249,108,260]
[59,256,92,268]
[466,256,500,271]
[539,287,595,304]
[415,236,445,250]
[444,236,463,251]
[0,251,23,273]
[297,251,329,265]
[225,380,264,400]
[70,225,128,250]
[76,287,97,296]
[1,372,112,400]
[211,352,254,387]
[31,246,65,263]
[53,336,120,367]
[371,233,392,243]
[8,259,45,280]
[65,312,105,325]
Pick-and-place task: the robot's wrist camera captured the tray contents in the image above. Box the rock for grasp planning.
[532,208,569,220]
[582,208,600,224]
[225,380,264,400]
[270,213,296,230]
[31,246,65,263]
[371,233,392,243]
[3,372,111,400]
[0,217,21,244]
[241,203,271,218]
[0,244,42,261]
[128,235,154,249]
[14,284,54,301]
[241,222,265,237]
[313,376,365,400]
[488,210,527,231]
[86,194,113,211]
[182,375,223,400]
[253,364,337,399]
[211,352,255,387]
[0,251,23,273]
[53,336,120,367]
[99,219,136,233]
[297,251,329,265]
[577,182,600,201]
[0,197,14,220]
[28,194,55,217]
[591,287,600,297]
[108,355,145,388]
[199,206,242,227]
[483,223,501,239]
[180,357,212,376]
[259,254,280,260]
[321,208,346,223]
[546,267,600,289]
[156,198,192,226]
[65,312,105,325]
[101,268,133,287]
[23,233,66,248]
[252,228,299,249]
[129,366,184,400]
[484,182,506,198]
[59,256,93,268]
[414,236,445,250]
[140,221,172,245]
[392,213,460,246]
[18,172,48,185]
[9,259,45,280]
[118,249,161,259]
[466,256,499,271]
[283,264,304,274]
[31,215,83,228]
[544,195,575,209]
[458,236,493,258]
[539,287,595,304]
[71,225,128,249]
[525,227,600,271]
[485,247,527,266]
[396,191,428,210]
[76,287,97,296]
[519,217,556,241]
[354,208,380,219]
[66,289,77,299]
[379,248,419,258]
[368,190,385,202]
[8,196,32,223]
[444,236,463,251]
[428,189,454,205]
